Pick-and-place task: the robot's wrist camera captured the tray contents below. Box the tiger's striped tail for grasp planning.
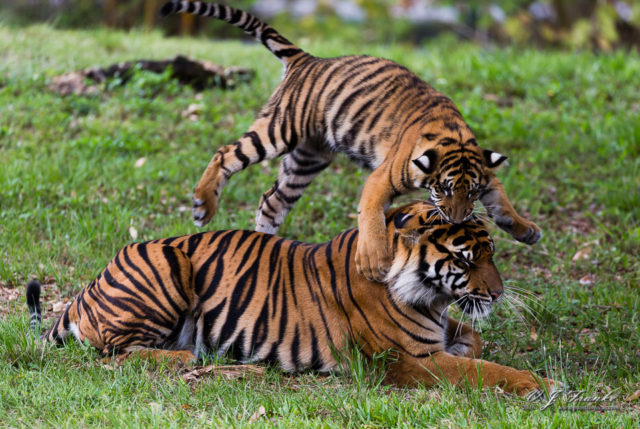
[26,280,42,338]
[160,1,307,66]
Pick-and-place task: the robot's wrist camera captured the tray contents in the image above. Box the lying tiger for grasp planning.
[160,1,542,281]
[26,201,553,396]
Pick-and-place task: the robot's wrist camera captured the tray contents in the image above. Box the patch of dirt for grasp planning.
[0,278,71,322]
[0,284,21,317]
[546,203,599,236]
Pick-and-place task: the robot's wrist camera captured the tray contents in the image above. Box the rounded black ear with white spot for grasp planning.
[483,149,507,169]
[412,149,438,174]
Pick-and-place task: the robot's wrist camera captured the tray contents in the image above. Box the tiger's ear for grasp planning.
[412,149,438,174]
[483,149,507,169]
[393,212,421,244]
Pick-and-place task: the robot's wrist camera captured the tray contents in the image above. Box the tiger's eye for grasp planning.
[456,259,471,270]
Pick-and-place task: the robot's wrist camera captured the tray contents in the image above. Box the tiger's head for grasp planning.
[384,200,502,319]
[410,119,507,224]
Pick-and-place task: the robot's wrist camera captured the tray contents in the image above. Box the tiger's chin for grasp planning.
[456,295,493,320]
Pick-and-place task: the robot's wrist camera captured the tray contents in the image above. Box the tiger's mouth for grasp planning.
[456,295,493,319]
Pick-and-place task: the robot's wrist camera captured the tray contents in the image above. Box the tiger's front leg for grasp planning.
[355,165,395,282]
[255,145,335,234]
[386,352,557,397]
[480,175,542,245]
[192,116,291,227]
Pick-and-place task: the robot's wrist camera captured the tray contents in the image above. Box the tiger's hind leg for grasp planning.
[255,144,335,234]
[92,242,198,355]
[104,346,196,369]
[193,114,295,227]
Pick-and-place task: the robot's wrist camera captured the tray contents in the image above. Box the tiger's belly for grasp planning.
[325,134,391,170]
[196,287,342,372]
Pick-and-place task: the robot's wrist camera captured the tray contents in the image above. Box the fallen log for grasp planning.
[49,55,253,95]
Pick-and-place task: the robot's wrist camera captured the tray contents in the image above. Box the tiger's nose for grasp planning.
[449,211,465,224]
[489,290,502,301]
[448,206,468,224]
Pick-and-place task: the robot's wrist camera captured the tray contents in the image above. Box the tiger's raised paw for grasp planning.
[513,220,542,245]
[192,190,219,227]
[355,235,391,282]
[498,217,542,245]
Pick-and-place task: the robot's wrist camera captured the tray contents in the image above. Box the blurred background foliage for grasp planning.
[1,0,640,51]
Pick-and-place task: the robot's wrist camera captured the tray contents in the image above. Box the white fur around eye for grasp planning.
[491,152,504,165]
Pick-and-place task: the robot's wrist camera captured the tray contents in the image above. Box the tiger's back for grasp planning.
[266,54,444,169]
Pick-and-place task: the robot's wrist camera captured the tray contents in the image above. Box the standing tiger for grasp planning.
[27,201,555,396]
[159,1,542,281]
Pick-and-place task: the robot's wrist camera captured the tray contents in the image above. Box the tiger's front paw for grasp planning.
[192,187,219,227]
[517,376,563,398]
[497,216,542,245]
[512,218,542,245]
[355,234,391,282]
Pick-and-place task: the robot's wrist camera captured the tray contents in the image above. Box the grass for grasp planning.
[1,23,639,426]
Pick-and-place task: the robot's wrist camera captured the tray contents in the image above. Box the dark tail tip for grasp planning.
[26,280,42,315]
[160,1,178,17]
